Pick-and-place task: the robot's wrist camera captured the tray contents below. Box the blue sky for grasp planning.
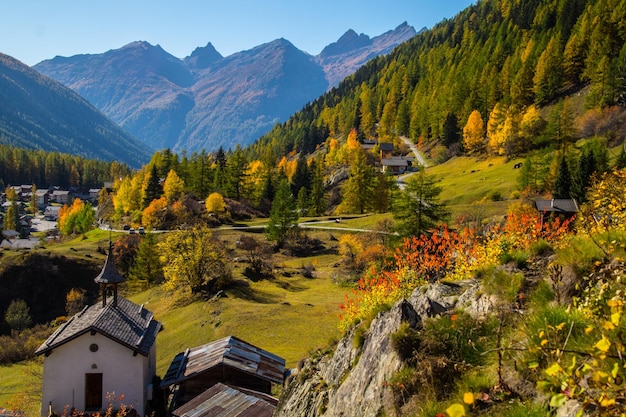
[1,0,474,66]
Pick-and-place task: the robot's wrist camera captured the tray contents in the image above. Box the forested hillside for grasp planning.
[249,0,626,160]
[0,54,152,167]
[0,144,131,189]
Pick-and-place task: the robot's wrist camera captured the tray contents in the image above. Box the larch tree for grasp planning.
[463,110,486,154]
[338,149,374,214]
[205,192,226,215]
[163,169,185,203]
[534,37,563,106]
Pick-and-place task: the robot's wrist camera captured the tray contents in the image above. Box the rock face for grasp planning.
[275,281,495,417]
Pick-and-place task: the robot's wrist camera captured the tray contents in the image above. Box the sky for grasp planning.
[1,0,475,67]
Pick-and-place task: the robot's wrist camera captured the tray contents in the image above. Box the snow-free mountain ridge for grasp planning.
[34,23,417,153]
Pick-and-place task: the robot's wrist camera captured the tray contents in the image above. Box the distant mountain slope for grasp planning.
[34,24,415,153]
[318,22,419,87]
[0,53,151,167]
[181,39,328,151]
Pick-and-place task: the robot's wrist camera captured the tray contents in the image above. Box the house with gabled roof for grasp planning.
[36,244,161,416]
[160,336,285,412]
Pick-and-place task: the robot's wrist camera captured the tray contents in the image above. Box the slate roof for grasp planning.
[94,245,125,284]
[535,199,579,214]
[35,296,161,357]
[172,383,277,417]
[161,336,286,388]
[379,142,394,151]
[381,157,410,167]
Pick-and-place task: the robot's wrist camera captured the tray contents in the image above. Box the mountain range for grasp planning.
[0,53,151,167]
[34,23,417,153]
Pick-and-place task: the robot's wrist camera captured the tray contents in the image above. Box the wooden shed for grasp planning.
[161,336,285,408]
[172,383,277,417]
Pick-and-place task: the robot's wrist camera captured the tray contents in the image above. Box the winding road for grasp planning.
[397,136,428,189]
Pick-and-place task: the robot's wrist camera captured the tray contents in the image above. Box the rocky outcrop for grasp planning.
[275,280,495,417]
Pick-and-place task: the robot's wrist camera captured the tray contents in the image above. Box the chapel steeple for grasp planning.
[94,241,125,307]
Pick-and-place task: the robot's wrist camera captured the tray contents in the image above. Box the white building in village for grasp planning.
[36,244,161,416]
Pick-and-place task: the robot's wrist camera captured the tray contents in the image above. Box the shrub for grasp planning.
[482,269,525,305]
[390,321,421,361]
[420,311,497,366]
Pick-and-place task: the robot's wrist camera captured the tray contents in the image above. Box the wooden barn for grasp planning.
[160,336,285,411]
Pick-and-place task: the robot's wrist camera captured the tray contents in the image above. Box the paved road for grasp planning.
[397,136,429,189]
[400,135,428,168]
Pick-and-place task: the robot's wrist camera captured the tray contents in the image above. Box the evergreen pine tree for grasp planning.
[143,164,162,208]
[296,187,309,216]
[392,170,449,238]
[308,157,326,216]
[266,180,298,246]
[129,233,163,285]
[339,150,374,214]
[291,153,311,196]
[442,112,461,146]
[616,146,626,169]
[553,156,572,199]
[224,146,247,200]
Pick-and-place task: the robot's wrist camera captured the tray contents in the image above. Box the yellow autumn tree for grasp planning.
[325,138,340,166]
[58,198,94,235]
[163,169,185,203]
[141,196,168,229]
[277,156,297,180]
[520,105,545,141]
[205,192,226,214]
[487,103,506,154]
[463,110,485,154]
[158,225,232,295]
[245,160,265,201]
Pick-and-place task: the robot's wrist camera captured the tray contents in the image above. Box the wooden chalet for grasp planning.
[534,198,579,221]
[161,336,285,411]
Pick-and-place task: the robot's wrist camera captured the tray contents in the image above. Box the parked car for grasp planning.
[123,224,131,230]
[138,227,145,235]
[129,227,135,234]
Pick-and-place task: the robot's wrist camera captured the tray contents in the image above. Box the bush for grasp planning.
[420,311,497,366]
[0,324,53,364]
[390,321,421,361]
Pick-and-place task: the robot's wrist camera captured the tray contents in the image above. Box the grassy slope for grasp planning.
[0,153,522,411]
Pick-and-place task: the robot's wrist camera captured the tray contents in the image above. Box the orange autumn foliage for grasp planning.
[339,210,573,331]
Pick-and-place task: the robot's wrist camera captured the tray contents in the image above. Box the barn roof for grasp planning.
[35,296,161,357]
[534,199,579,214]
[161,336,285,388]
[172,383,277,417]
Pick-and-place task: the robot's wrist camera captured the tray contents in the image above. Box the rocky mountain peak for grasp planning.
[184,42,223,70]
[319,29,372,58]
